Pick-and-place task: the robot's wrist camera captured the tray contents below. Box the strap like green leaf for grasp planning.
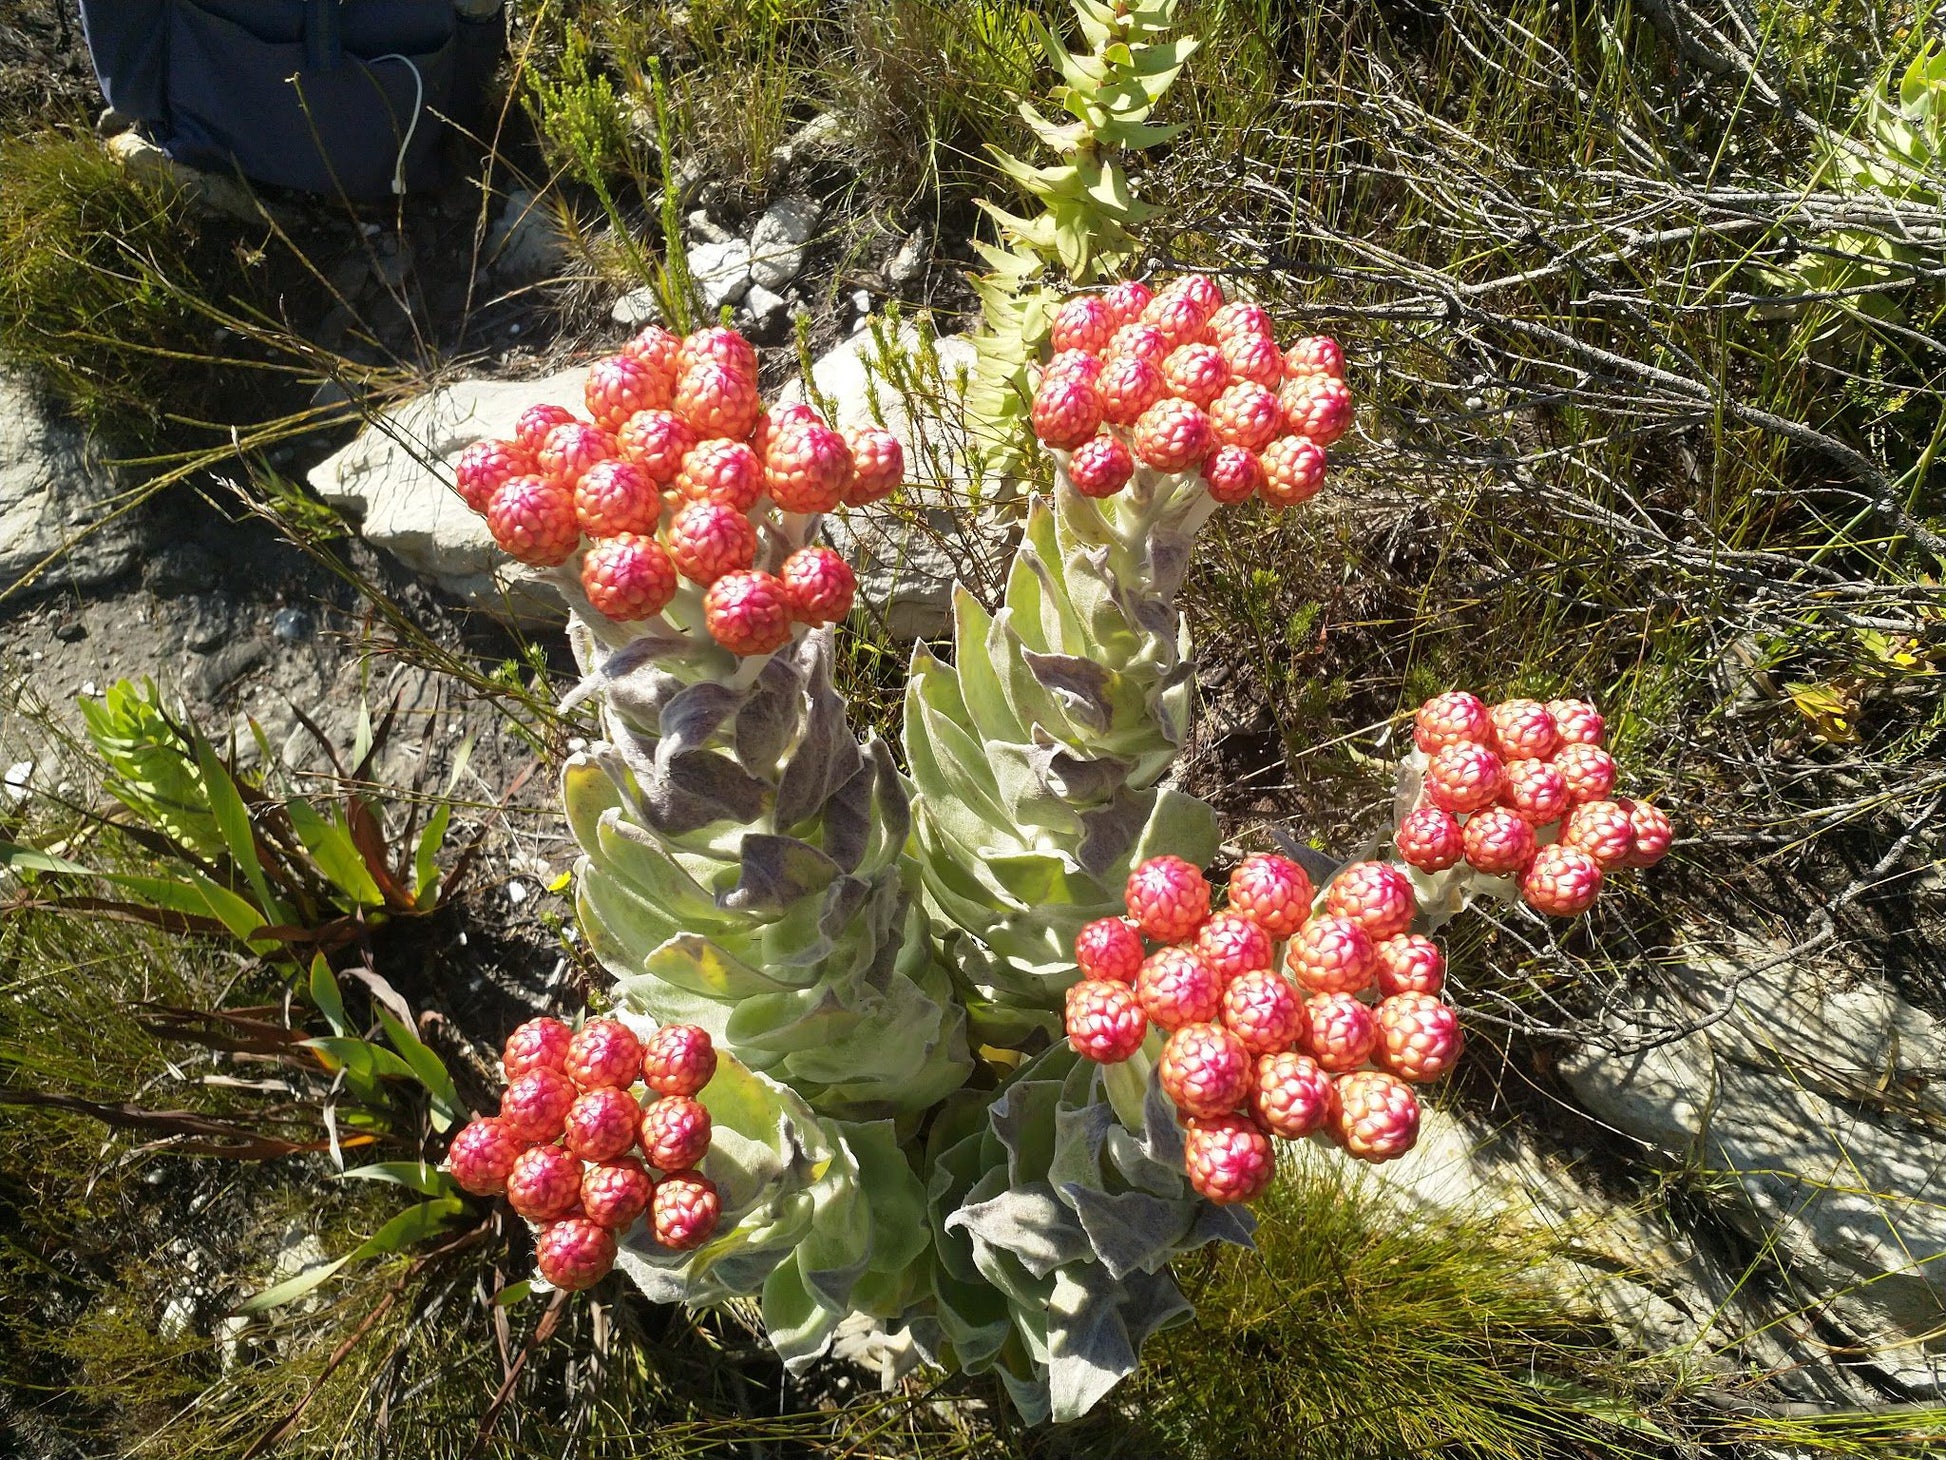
[373,1008,465,1132]
[340,1161,455,1197]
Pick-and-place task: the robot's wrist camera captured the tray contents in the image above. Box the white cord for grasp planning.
[370,53,425,195]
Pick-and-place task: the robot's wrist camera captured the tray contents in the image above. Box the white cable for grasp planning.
[370,53,425,195]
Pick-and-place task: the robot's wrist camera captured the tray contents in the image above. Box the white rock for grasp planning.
[749,196,819,291]
[775,327,1002,639]
[483,188,568,284]
[886,229,930,287]
[0,373,141,595]
[742,283,789,332]
[611,285,662,328]
[685,209,733,246]
[1557,935,1946,1400]
[307,369,587,622]
[688,238,752,312]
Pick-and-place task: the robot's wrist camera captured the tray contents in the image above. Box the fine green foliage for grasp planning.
[1123,1168,1629,1459]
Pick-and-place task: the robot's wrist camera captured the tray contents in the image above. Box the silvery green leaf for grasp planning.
[1029,732,1136,807]
[1061,1185,1204,1280]
[1046,1263,1191,1423]
[642,749,769,834]
[1074,787,1153,878]
[818,758,874,873]
[641,932,793,999]
[733,652,802,775]
[719,834,843,914]
[655,680,747,759]
[592,813,738,926]
[947,1181,1094,1279]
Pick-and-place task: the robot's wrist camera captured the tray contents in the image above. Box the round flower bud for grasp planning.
[1285,915,1374,996]
[513,403,576,456]
[1050,293,1118,354]
[1125,854,1211,942]
[564,1085,642,1162]
[1547,698,1605,747]
[616,408,698,484]
[536,421,617,489]
[1221,969,1305,1056]
[503,1017,573,1080]
[564,1019,645,1090]
[1067,434,1134,498]
[704,570,794,655]
[1301,992,1378,1073]
[1329,1071,1421,1162]
[674,361,761,440]
[1424,742,1505,814]
[641,1025,717,1097]
[1520,843,1604,916]
[1159,1023,1253,1118]
[500,1068,576,1144]
[1106,321,1171,364]
[1208,300,1273,344]
[1226,853,1313,937]
[1562,800,1636,870]
[1219,330,1286,389]
[1415,691,1493,753]
[651,1172,720,1250]
[580,1156,653,1231]
[764,420,854,513]
[574,458,662,538]
[1201,444,1267,504]
[447,1117,524,1195]
[1193,912,1275,984]
[1131,398,1214,473]
[1282,336,1345,381]
[1101,278,1155,327]
[1322,862,1417,941]
[455,439,533,513]
[1031,372,1105,449]
[1553,743,1619,805]
[582,534,679,621]
[779,546,857,625]
[1208,381,1284,452]
[668,500,758,585]
[1182,1113,1275,1204]
[536,1216,618,1290]
[1251,1051,1335,1139]
[1160,343,1230,409]
[1373,934,1445,998]
[1489,698,1560,760]
[1396,807,1464,872]
[1279,374,1353,445]
[676,438,764,511]
[1623,799,1674,867]
[1461,806,1536,877]
[675,326,758,380]
[1135,946,1223,1031]
[506,1143,582,1222]
[487,476,581,566]
[639,1094,712,1172]
[1065,978,1149,1064]
[586,353,671,431]
[1075,917,1144,983]
[1373,993,1463,1083]
[1098,353,1167,425]
[621,324,682,381]
[1258,433,1326,506]
[1501,758,1571,826]
[843,426,904,504]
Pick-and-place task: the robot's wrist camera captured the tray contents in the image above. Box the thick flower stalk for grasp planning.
[453,325,971,1122]
[905,274,1349,1039]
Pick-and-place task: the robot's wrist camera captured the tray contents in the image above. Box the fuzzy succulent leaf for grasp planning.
[905,472,1221,1026]
[917,1044,1253,1424]
[567,623,970,1120]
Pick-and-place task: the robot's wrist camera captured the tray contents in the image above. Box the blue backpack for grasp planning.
[79,1,504,199]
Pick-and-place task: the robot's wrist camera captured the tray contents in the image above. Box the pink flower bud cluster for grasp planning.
[444,1015,724,1294]
[1397,692,1673,917]
[1063,849,1468,1205]
[448,324,897,656]
[1030,274,1353,511]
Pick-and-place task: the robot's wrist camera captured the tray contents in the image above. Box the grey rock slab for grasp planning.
[775,328,1006,638]
[611,285,663,328]
[0,373,141,596]
[1557,935,1946,1399]
[742,283,790,334]
[749,196,820,291]
[307,369,587,623]
[689,238,753,312]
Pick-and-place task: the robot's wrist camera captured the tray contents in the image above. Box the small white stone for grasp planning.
[688,238,753,311]
[507,879,528,905]
[611,286,662,328]
[749,196,819,291]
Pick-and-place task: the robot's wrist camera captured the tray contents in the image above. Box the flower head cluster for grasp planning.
[450,324,898,656]
[445,1016,723,1291]
[1030,274,1352,509]
[1398,692,1673,917]
[1063,850,1462,1198]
